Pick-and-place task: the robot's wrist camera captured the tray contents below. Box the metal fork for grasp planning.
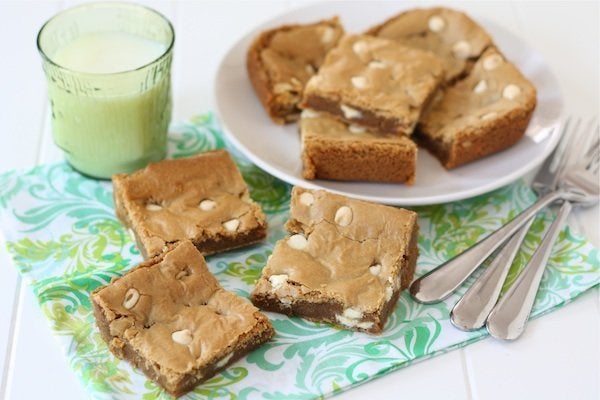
[410,119,599,304]
[450,118,598,332]
[486,118,600,340]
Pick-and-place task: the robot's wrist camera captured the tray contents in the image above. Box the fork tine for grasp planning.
[584,123,600,174]
[553,118,581,184]
[580,117,599,163]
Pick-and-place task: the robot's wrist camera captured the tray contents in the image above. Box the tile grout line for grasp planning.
[0,275,23,400]
[459,348,475,400]
[1,5,58,389]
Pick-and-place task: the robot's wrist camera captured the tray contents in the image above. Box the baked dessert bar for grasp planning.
[112,150,267,259]
[251,187,419,334]
[247,17,344,124]
[416,47,537,169]
[300,110,417,184]
[367,7,494,83]
[301,34,445,136]
[91,240,275,397]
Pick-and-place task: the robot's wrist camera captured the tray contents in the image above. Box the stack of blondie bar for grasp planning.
[247,7,537,181]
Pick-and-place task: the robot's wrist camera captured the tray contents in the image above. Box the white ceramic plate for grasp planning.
[214,1,563,206]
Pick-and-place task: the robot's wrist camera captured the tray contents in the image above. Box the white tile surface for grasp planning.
[0,1,598,399]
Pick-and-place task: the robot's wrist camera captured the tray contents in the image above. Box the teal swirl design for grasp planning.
[0,112,597,399]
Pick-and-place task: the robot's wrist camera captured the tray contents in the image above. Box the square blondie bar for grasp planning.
[367,7,494,83]
[301,34,444,136]
[247,17,344,124]
[251,187,419,334]
[112,150,267,259]
[91,240,275,397]
[416,47,537,168]
[300,110,417,184]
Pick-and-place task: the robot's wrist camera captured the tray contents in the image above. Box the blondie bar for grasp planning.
[300,110,417,184]
[112,150,267,259]
[91,240,275,397]
[301,34,444,136]
[416,47,537,168]
[251,187,419,334]
[247,17,344,124]
[367,7,494,83]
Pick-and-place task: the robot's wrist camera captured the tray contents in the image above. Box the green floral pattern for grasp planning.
[0,112,598,399]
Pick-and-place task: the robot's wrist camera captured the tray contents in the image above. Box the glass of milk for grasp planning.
[37,2,174,179]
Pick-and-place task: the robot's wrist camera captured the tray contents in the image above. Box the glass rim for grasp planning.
[36,1,175,76]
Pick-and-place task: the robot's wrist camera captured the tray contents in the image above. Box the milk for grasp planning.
[45,31,172,178]
[53,32,166,74]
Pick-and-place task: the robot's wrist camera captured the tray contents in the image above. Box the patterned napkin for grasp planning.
[0,113,598,399]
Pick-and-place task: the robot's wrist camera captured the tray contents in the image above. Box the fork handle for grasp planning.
[450,218,535,331]
[410,190,563,304]
[486,201,572,340]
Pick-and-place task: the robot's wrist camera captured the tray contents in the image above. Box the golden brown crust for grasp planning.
[246,17,344,124]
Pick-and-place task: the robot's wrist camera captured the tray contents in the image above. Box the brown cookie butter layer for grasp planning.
[251,187,419,334]
[300,110,417,184]
[91,241,274,397]
[301,34,445,136]
[367,7,494,83]
[416,47,537,168]
[112,150,267,259]
[247,17,344,124]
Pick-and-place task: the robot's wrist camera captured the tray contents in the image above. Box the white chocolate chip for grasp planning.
[123,288,140,310]
[127,228,137,242]
[385,286,394,301]
[223,218,240,232]
[334,206,353,227]
[340,104,362,119]
[305,64,316,75]
[481,111,498,121]
[343,308,363,319]
[288,234,308,250]
[462,141,472,148]
[351,75,368,89]
[199,199,217,211]
[273,82,294,94]
[348,124,366,134]
[503,84,521,100]
[428,15,445,32]
[269,274,288,290]
[301,109,321,119]
[172,329,193,346]
[483,54,503,71]
[215,353,234,369]
[357,321,375,329]
[369,264,382,276]
[175,267,191,280]
[145,203,162,211]
[473,80,488,94]
[321,27,335,44]
[352,40,368,55]
[368,60,387,69]
[299,192,315,206]
[290,77,301,87]
[452,40,471,59]
[280,297,292,306]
